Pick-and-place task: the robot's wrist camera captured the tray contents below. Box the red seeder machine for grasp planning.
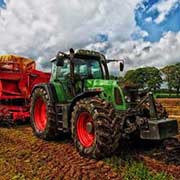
[0,55,50,124]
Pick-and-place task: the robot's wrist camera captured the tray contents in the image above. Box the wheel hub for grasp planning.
[34,97,47,131]
[86,122,94,134]
[77,112,95,148]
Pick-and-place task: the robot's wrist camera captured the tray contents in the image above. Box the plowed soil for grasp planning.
[1,125,180,179]
[132,137,180,179]
[1,98,180,180]
[0,126,121,180]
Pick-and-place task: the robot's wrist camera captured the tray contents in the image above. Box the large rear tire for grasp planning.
[30,87,57,140]
[71,97,121,159]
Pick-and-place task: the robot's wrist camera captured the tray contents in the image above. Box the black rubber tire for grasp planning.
[71,97,121,159]
[30,87,57,140]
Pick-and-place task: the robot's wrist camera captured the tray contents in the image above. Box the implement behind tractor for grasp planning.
[0,55,50,123]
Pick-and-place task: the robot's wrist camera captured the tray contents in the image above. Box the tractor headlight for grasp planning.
[114,87,123,105]
[125,96,131,103]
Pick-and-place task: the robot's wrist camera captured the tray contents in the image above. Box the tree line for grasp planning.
[112,63,180,95]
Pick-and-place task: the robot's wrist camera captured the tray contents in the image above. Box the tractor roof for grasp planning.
[0,54,35,72]
[51,49,106,63]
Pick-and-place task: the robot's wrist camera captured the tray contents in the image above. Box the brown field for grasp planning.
[1,126,180,179]
[156,98,180,121]
[0,98,180,179]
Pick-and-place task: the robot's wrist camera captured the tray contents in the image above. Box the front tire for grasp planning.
[71,97,121,159]
[30,87,57,140]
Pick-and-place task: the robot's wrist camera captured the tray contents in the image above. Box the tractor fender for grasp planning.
[31,83,58,103]
[68,90,102,120]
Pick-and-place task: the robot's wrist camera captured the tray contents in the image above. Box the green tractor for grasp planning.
[30,49,178,159]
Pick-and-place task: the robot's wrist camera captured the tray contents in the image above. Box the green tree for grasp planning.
[145,67,163,91]
[162,63,180,95]
[109,75,119,80]
[161,65,175,92]
[124,69,144,87]
[124,67,162,91]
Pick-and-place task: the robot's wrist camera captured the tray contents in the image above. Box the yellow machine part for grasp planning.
[0,55,36,72]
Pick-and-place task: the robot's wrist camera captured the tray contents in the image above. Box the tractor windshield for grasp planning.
[73,58,103,79]
[57,58,104,80]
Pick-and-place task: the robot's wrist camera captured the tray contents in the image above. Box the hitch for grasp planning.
[136,92,178,140]
[140,119,178,140]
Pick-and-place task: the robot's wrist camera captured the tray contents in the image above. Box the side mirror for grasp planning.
[56,53,64,66]
[119,62,124,71]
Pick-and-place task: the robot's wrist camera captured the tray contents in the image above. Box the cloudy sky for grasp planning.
[0,0,179,74]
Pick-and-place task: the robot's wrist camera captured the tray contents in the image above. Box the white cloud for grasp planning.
[145,17,152,23]
[87,31,180,73]
[120,31,180,69]
[149,0,179,24]
[0,0,139,71]
[134,27,149,38]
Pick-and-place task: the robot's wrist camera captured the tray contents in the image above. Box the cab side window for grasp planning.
[57,59,70,80]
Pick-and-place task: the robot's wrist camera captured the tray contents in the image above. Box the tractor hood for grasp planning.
[84,79,126,110]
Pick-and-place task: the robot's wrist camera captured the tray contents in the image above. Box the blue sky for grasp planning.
[0,0,5,8]
[134,0,180,42]
[93,0,180,44]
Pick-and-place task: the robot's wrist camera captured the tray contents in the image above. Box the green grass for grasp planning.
[12,173,26,180]
[123,161,174,180]
[104,156,174,180]
[154,93,180,98]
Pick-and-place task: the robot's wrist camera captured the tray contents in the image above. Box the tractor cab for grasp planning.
[51,49,124,100]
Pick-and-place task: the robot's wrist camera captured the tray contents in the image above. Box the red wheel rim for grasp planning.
[77,112,95,148]
[34,97,47,131]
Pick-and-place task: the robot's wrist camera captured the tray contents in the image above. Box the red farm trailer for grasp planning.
[0,55,50,124]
